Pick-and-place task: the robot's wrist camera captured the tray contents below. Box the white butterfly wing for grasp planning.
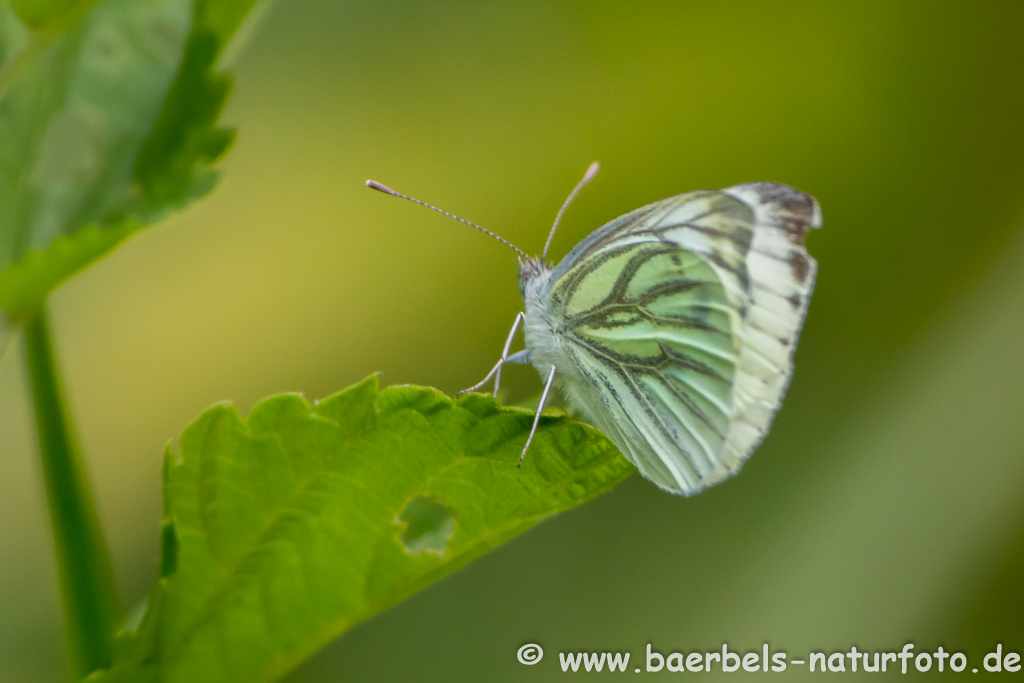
[719,183,820,477]
[543,182,820,494]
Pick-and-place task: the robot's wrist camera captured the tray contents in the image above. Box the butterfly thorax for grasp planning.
[519,262,575,381]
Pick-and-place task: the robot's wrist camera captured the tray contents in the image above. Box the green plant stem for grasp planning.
[23,308,120,680]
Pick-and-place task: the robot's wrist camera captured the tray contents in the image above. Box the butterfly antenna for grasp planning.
[540,161,600,262]
[366,180,528,259]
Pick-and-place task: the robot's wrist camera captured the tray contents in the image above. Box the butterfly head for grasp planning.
[517,256,549,294]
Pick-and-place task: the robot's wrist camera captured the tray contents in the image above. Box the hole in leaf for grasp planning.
[398,496,455,555]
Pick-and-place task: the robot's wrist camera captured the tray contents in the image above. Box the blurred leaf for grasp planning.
[134,0,265,207]
[6,0,92,30]
[0,220,136,315]
[88,376,632,683]
[0,0,189,302]
[0,0,261,324]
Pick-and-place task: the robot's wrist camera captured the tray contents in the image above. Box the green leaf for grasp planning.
[6,0,93,31]
[0,220,136,317]
[0,0,191,276]
[133,0,265,207]
[0,0,261,325]
[90,376,633,683]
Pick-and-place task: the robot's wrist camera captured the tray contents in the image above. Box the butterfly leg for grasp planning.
[492,312,526,396]
[458,312,524,396]
[517,365,556,468]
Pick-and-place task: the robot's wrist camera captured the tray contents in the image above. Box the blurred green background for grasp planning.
[3,0,1024,680]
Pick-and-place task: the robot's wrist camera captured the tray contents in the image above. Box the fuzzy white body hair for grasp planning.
[520,265,622,445]
[521,267,565,378]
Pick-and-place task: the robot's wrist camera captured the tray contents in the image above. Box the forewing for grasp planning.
[549,185,819,494]
[552,191,754,312]
[719,182,820,471]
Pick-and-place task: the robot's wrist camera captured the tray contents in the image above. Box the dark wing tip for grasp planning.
[731,181,822,229]
[722,182,822,249]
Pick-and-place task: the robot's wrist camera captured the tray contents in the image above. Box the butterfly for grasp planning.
[367,163,820,495]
